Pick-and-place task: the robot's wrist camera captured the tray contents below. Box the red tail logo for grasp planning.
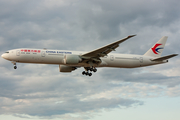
[151,44,163,54]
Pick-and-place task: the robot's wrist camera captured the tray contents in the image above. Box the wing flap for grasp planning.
[82,35,136,58]
[151,54,178,61]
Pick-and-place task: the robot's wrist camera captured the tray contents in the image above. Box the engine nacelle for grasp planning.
[59,65,76,72]
[64,54,82,64]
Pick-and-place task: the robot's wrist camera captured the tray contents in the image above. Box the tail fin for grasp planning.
[144,36,168,58]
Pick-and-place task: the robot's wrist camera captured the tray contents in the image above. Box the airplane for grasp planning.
[1,35,178,76]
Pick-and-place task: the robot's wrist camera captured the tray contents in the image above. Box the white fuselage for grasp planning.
[1,48,167,68]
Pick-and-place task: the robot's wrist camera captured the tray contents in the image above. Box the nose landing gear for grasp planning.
[12,61,17,69]
[14,66,17,69]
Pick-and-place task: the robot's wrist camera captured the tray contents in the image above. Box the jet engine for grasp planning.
[59,65,76,72]
[64,54,82,64]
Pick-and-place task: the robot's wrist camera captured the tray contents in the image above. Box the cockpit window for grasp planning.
[5,51,9,53]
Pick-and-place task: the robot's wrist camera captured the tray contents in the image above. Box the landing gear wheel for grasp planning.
[89,73,92,76]
[93,68,97,72]
[85,72,88,76]
[82,71,85,75]
[82,71,92,76]
[14,66,17,69]
[90,68,93,71]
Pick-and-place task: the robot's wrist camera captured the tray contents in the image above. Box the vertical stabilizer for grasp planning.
[144,36,168,58]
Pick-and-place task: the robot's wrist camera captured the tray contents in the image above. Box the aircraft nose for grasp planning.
[1,53,8,60]
[1,53,4,58]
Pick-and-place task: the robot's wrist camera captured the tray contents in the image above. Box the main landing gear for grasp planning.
[82,67,97,76]
[12,61,17,69]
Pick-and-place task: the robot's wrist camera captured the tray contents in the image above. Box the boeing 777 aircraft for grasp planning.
[1,35,178,76]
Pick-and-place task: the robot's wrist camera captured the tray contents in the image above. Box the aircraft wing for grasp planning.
[82,35,136,58]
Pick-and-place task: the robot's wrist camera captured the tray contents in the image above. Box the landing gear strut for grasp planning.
[82,67,97,76]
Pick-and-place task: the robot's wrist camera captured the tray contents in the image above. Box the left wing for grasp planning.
[81,35,136,58]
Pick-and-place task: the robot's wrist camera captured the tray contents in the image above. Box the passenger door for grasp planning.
[139,57,143,63]
[41,51,46,57]
[110,55,114,61]
[16,50,20,56]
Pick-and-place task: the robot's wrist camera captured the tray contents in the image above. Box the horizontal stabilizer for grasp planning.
[151,54,178,61]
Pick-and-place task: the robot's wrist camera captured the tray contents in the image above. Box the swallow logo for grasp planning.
[151,44,163,54]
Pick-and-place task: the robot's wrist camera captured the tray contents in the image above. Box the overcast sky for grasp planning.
[0,0,180,120]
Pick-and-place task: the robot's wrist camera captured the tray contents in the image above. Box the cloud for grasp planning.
[0,65,143,118]
[100,67,180,87]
